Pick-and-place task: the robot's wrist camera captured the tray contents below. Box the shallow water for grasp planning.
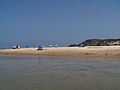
[0,55,120,90]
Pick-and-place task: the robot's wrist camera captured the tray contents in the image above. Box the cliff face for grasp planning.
[69,39,120,47]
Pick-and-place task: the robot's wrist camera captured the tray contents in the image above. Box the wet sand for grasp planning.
[0,46,120,58]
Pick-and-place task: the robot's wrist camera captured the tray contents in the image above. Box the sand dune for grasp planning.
[0,46,120,58]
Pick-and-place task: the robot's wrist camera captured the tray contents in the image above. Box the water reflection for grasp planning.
[0,55,120,90]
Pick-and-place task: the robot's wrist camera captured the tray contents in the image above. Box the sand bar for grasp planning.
[0,46,120,58]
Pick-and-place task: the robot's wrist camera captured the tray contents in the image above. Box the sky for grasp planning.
[0,0,120,48]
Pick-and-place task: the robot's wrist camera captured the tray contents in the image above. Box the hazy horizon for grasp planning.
[1,0,120,48]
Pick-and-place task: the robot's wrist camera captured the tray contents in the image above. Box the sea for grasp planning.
[0,55,120,90]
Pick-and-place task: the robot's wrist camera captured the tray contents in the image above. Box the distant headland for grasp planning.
[69,39,120,47]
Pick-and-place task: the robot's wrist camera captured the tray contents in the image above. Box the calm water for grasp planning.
[0,55,120,90]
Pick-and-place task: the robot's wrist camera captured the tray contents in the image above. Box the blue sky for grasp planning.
[0,0,120,48]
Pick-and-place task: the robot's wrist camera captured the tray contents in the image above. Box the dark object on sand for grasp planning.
[26,45,29,48]
[37,45,42,50]
[12,45,20,49]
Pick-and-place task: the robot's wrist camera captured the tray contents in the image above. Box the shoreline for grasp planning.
[0,46,120,58]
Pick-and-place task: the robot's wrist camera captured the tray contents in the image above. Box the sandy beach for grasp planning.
[0,46,120,58]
